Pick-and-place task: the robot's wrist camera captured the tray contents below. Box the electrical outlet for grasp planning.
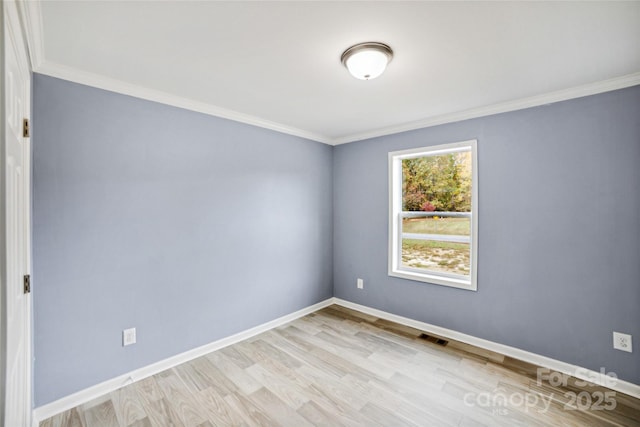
[613,332,632,353]
[123,327,136,346]
[357,278,364,289]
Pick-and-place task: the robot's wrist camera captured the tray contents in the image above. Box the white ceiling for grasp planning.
[23,1,640,144]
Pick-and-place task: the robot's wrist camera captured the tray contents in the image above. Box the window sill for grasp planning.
[389,268,477,291]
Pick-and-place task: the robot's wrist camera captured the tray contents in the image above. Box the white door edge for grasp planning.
[3,1,32,425]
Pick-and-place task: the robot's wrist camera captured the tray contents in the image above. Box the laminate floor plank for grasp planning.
[245,362,310,410]
[218,346,255,370]
[126,418,152,427]
[370,317,426,339]
[459,416,489,427]
[366,376,461,427]
[133,377,163,406]
[468,358,530,390]
[440,381,525,427]
[278,325,388,384]
[314,330,373,358]
[320,305,379,323]
[260,331,345,382]
[447,340,506,364]
[249,339,304,370]
[246,387,314,427]
[324,339,398,379]
[84,400,119,427]
[289,316,327,336]
[154,371,209,426]
[354,329,419,356]
[246,342,312,390]
[110,384,148,427]
[310,323,422,379]
[223,392,280,427]
[304,311,357,333]
[197,387,248,427]
[436,366,503,395]
[283,326,394,380]
[296,400,347,427]
[174,356,238,396]
[80,394,113,414]
[338,372,445,427]
[294,368,370,411]
[347,318,435,351]
[269,327,352,378]
[496,381,601,427]
[47,407,86,427]
[372,373,465,424]
[40,304,640,427]
[299,382,382,427]
[205,351,262,395]
[359,402,418,427]
[369,349,449,388]
[135,396,184,427]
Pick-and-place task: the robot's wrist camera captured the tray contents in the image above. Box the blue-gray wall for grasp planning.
[333,86,640,385]
[32,74,334,406]
[33,73,640,406]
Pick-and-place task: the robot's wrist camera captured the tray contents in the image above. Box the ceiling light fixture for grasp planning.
[341,42,393,81]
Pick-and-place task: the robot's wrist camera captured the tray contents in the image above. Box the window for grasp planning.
[388,140,478,290]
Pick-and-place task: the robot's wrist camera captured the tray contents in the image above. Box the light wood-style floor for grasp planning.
[41,305,640,427]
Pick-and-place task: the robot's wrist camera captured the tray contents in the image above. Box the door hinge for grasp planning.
[23,118,30,138]
[23,274,31,294]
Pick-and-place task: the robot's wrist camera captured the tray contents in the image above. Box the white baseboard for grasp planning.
[32,298,334,424]
[33,296,639,425]
[332,298,640,400]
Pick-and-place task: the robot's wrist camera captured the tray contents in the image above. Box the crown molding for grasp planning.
[15,0,46,70]
[35,61,333,144]
[31,63,640,147]
[332,72,640,145]
[17,0,639,147]
[18,0,331,144]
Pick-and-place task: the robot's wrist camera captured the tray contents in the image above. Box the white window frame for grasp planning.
[388,139,478,291]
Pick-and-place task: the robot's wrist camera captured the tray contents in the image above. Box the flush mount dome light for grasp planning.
[341,42,393,80]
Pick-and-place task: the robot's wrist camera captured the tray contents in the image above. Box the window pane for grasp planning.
[401,237,471,276]
[400,151,472,277]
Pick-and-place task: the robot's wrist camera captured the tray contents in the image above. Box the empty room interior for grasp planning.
[2,1,640,426]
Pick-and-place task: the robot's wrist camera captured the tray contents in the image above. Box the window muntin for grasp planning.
[389,140,478,290]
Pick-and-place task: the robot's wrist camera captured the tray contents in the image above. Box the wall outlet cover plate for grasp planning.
[613,331,632,353]
[123,328,136,346]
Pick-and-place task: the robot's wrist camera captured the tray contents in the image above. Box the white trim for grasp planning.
[13,0,640,149]
[32,298,334,424]
[15,0,640,149]
[33,61,333,145]
[333,298,640,400]
[14,0,45,70]
[388,270,472,291]
[31,296,640,423]
[390,143,472,161]
[333,72,640,145]
[25,60,640,148]
[388,140,478,291]
[4,2,34,426]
